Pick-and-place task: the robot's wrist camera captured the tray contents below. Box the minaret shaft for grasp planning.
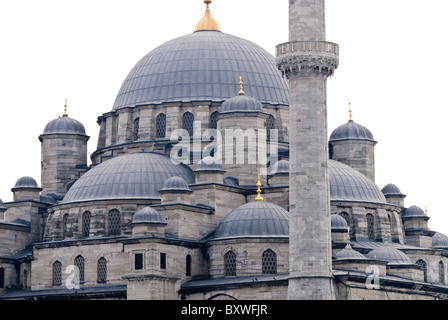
[277,0,339,300]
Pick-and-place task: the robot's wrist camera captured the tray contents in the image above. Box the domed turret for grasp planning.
[159,176,193,205]
[11,176,42,201]
[132,206,166,237]
[194,156,226,184]
[381,183,406,207]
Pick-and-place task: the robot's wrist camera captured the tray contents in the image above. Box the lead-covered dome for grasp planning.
[112,31,289,110]
[132,207,166,225]
[62,153,194,203]
[220,94,263,113]
[366,246,413,265]
[41,116,87,137]
[212,201,289,240]
[329,121,375,142]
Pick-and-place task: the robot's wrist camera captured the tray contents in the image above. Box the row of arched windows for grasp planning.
[62,209,122,239]
[52,257,107,286]
[338,211,395,241]
[132,112,276,141]
[223,249,278,277]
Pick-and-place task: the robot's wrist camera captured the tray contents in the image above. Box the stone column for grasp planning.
[276,0,339,300]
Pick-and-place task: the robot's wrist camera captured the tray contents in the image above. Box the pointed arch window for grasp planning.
[209,111,219,130]
[62,214,69,239]
[74,255,85,284]
[82,211,91,238]
[97,257,107,284]
[262,249,277,275]
[439,261,445,284]
[108,209,121,236]
[224,251,236,277]
[366,213,375,240]
[182,112,194,137]
[266,115,275,140]
[156,113,166,138]
[52,261,62,286]
[416,259,427,282]
[134,117,140,140]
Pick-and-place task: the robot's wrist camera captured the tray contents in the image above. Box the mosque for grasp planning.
[1,0,448,300]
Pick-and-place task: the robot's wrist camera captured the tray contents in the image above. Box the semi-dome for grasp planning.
[432,232,448,249]
[381,183,405,196]
[62,153,195,203]
[334,245,368,261]
[159,176,192,192]
[329,121,375,142]
[41,116,87,137]
[366,246,413,265]
[132,207,166,225]
[220,94,263,113]
[212,201,289,240]
[402,205,427,219]
[329,160,387,204]
[269,159,289,175]
[195,156,225,172]
[112,31,289,110]
[331,214,349,232]
[12,176,41,191]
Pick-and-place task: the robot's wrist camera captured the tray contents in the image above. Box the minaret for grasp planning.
[276,1,339,299]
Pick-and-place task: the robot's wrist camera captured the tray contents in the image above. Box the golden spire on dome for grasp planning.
[194,0,221,32]
[255,173,264,202]
[63,98,68,117]
[348,103,353,122]
[238,76,245,95]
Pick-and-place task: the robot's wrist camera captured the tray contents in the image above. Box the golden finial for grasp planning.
[194,0,221,32]
[63,98,68,117]
[425,205,428,217]
[238,76,245,95]
[348,103,353,122]
[255,173,264,202]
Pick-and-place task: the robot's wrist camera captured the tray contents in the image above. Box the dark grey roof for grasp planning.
[41,116,87,136]
[269,159,289,175]
[329,160,387,204]
[195,156,225,172]
[329,121,375,142]
[381,183,405,196]
[366,246,413,265]
[334,245,368,261]
[12,176,41,191]
[0,199,6,211]
[220,94,263,113]
[62,153,195,203]
[331,214,349,231]
[112,31,289,110]
[132,206,166,225]
[212,201,289,240]
[432,232,448,249]
[159,176,192,192]
[402,205,427,219]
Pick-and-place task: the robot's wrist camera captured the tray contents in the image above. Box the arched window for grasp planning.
[339,212,350,227]
[416,259,427,282]
[156,113,166,138]
[224,251,236,277]
[52,261,62,286]
[262,249,277,275]
[266,115,275,140]
[82,211,91,238]
[108,209,121,236]
[209,111,219,130]
[74,255,85,284]
[97,258,107,284]
[134,117,140,140]
[0,267,4,289]
[182,112,194,137]
[23,270,28,289]
[186,255,192,277]
[62,214,69,239]
[366,213,375,240]
[439,261,445,284]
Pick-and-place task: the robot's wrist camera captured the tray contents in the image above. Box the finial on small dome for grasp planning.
[348,103,353,122]
[255,173,264,202]
[194,0,221,32]
[425,205,428,217]
[238,76,245,95]
[63,98,68,117]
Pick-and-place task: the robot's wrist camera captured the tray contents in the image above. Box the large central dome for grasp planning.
[112,31,289,110]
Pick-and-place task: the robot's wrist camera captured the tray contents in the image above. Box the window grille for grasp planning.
[266,115,275,140]
[82,211,91,238]
[97,258,107,283]
[439,261,445,284]
[52,261,62,286]
[366,213,375,240]
[156,113,166,138]
[108,210,121,236]
[134,253,143,270]
[224,251,236,276]
[62,214,69,238]
[74,255,85,284]
[416,259,427,282]
[134,117,140,140]
[339,212,350,226]
[182,112,194,137]
[262,249,277,275]
[209,111,219,130]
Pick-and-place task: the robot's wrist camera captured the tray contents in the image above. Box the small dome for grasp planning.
[213,201,289,240]
[329,121,375,142]
[159,176,192,192]
[334,245,368,261]
[12,176,41,190]
[41,116,87,136]
[402,205,427,219]
[269,160,289,175]
[132,207,166,225]
[220,95,263,114]
[331,214,349,232]
[366,246,413,265]
[432,232,448,248]
[195,156,225,172]
[381,184,405,196]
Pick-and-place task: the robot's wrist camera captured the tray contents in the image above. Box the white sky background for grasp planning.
[0,0,447,234]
